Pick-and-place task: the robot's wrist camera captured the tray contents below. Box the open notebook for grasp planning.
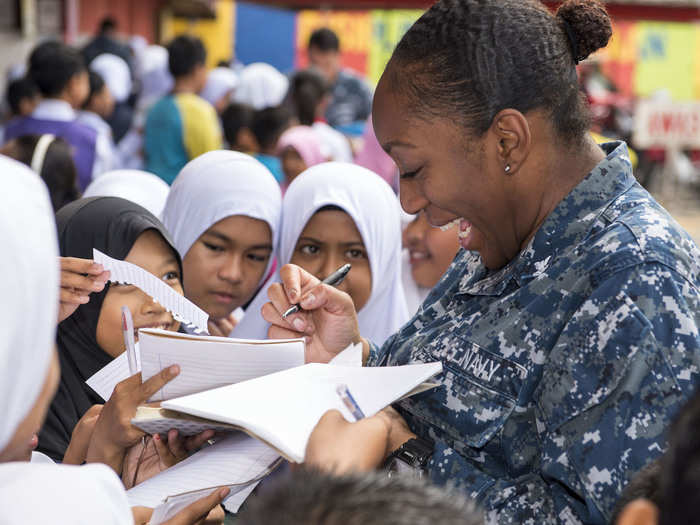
[133,361,442,463]
[86,329,306,401]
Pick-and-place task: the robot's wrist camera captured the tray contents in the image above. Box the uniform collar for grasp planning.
[32,99,76,122]
[458,141,635,296]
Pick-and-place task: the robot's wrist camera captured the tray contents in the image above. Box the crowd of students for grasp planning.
[1,0,699,523]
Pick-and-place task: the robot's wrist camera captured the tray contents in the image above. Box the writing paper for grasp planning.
[139,329,305,401]
[93,248,209,334]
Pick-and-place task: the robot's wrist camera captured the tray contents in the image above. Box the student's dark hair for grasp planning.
[251,105,292,151]
[99,16,117,34]
[658,388,700,525]
[221,102,255,147]
[309,28,340,52]
[83,70,106,109]
[286,69,329,126]
[610,459,662,524]
[237,469,483,525]
[6,76,39,115]
[388,0,612,145]
[166,35,207,78]
[28,41,86,97]
[10,135,79,211]
[216,59,231,68]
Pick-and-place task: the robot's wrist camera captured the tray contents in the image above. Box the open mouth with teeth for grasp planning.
[134,323,171,339]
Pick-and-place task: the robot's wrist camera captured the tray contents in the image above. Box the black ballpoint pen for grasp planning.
[282,263,352,318]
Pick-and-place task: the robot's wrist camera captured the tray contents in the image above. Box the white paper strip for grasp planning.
[93,248,209,334]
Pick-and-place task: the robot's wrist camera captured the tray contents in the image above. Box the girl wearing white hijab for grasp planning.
[201,67,239,114]
[233,162,408,346]
[161,150,282,335]
[0,155,132,523]
[90,53,133,105]
[83,169,171,217]
[233,63,289,110]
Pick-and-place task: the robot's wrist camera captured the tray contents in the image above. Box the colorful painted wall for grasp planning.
[234,2,700,100]
[598,20,700,101]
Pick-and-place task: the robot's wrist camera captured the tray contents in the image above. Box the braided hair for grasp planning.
[387,0,612,144]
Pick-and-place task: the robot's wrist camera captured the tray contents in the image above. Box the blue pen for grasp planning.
[336,384,365,421]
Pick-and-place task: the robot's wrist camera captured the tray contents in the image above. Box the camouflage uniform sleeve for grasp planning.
[430,262,700,524]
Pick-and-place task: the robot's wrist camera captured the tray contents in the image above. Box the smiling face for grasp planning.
[403,211,461,289]
[290,209,372,312]
[182,215,273,320]
[96,230,182,358]
[373,73,518,270]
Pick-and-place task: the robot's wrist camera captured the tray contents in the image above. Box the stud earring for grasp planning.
[504,164,511,173]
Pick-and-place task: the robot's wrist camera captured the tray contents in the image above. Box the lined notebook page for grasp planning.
[127,434,279,514]
[93,249,209,333]
[139,329,305,402]
[162,362,443,463]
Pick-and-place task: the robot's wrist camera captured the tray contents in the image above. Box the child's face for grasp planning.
[290,209,372,312]
[18,95,40,117]
[182,215,273,320]
[96,230,182,358]
[402,211,460,288]
[281,147,308,184]
[66,71,90,109]
[89,86,115,119]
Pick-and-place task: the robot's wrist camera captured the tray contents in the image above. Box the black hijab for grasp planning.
[38,197,181,461]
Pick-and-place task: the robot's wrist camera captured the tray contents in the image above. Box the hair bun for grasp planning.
[556,0,612,62]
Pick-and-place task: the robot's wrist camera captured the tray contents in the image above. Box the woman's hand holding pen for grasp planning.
[58,257,110,323]
[262,264,368,364]
[305,407,416,475]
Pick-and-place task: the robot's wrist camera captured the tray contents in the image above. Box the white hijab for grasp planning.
[161,150,282,285]
[83,169,171,217]
[0,462,132,524]
[233,162,408,346]
[0,155,58,452]
[90,53,132,104]
[201,67,239,107]
[137,45,174,103]
[233,62,289,110]
[0,155,131,524]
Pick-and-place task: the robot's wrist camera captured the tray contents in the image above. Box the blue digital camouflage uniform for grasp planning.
[368,142,700,524]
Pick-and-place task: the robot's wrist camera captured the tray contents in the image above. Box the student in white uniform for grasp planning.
[77,70,118,174]
[0,155,229,524]
[233,162,408,346]
[161,150,282,336]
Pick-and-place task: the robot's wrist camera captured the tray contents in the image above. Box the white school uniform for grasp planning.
[76,109,118,174]
[233,162,409,347]
[0,156,132,524]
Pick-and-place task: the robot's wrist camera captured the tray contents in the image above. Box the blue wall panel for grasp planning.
[235,2,297,74]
